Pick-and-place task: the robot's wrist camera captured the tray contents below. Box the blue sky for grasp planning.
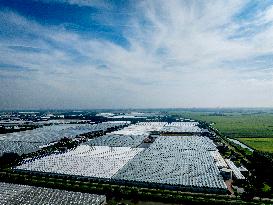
[1,0,273,109]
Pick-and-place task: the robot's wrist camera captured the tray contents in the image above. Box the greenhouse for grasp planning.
[0,140,43,156]
[0,122,128,143]
[161,122,202,133]
[0,122,128,156]
[225,159,245,180]
[85,134,146,147]
[11,122,229,194]
[0,182,106,205]
[0,124,76,143]
[150,136,217,151]
[15,145,144,179]
[113,136,227,193]
[112,122,167,136]
[210,151,228,169]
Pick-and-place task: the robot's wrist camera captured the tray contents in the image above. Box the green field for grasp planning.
[174,110,273,138]
[238,138,273,153]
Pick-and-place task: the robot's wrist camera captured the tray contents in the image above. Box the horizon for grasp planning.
[2,107,273,112]
[1,0,273,109]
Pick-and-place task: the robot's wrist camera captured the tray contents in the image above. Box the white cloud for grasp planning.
[38,0,110,8]
[1,1,273,109]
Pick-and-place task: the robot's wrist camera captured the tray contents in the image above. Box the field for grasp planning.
[238,138,273,153]
[175,110,273,138]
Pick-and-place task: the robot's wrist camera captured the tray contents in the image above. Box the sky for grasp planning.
[0,0,273,109]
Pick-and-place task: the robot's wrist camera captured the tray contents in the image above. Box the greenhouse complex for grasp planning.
[0,122,128,156]
[0,182,106,205]
[9,121,246,195]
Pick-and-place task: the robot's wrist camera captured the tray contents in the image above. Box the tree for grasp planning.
[0,152,20,168]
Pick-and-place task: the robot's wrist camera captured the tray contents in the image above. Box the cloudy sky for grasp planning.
[0,0,273,109]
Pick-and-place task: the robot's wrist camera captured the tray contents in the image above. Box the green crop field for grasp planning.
[238,138,273,153]
[172,109,273,138]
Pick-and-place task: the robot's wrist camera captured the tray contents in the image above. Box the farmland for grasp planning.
[175,110,273,138]
[238,138,273,153]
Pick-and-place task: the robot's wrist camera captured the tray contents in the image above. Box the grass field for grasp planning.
[238,138,273,153]
[173,109,273,138]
